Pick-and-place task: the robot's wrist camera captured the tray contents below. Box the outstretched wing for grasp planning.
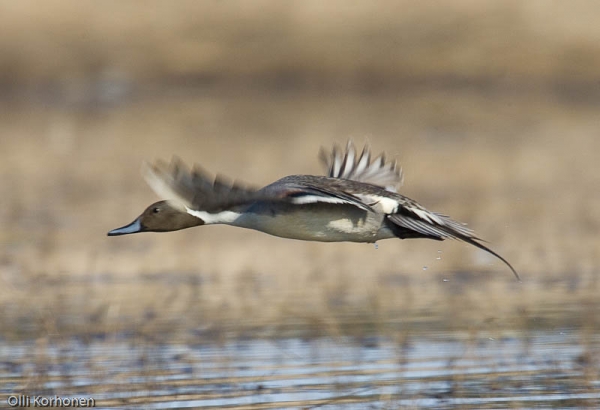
[319,141,403,192]
[143,157,259,212]
[261,176,375,212]
[143,158,374,214]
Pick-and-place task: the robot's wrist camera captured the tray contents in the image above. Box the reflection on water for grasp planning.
[2,331,598,409]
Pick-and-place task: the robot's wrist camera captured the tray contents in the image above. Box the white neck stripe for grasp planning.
[186,207,241,224]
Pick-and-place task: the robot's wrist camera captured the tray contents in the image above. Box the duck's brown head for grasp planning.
[107,200,203,236]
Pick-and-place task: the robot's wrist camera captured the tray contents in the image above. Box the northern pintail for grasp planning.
[108,142,519,280]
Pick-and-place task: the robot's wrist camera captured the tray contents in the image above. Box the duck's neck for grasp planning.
[184,208,242,225]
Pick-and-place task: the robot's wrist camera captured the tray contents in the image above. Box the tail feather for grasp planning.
[442,228,521,282]
[387,212,520,281]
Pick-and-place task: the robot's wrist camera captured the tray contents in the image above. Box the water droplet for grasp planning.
[437,250,442,253]
[436,256,441,260]
[442,278,449,282]
[422,266,428,271]
[374,243,379,250]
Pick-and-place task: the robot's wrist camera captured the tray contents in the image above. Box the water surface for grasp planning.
[2,331,598,409]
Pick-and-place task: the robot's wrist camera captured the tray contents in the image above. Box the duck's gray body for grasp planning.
[108,142,520,280]
[222,195,395,243]
[229,202,392,243]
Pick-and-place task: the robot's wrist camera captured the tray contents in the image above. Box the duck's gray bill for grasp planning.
[107,218,142,236]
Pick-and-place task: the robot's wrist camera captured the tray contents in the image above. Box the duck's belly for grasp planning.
[233,204,395,243]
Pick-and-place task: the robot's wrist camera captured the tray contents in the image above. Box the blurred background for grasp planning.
[1,1,599,407]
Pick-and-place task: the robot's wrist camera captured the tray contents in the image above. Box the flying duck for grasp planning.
[108,142,519,280]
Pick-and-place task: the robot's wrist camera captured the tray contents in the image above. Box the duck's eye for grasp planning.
[152,207,161,214]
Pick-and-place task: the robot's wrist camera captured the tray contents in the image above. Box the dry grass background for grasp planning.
[0,0,599,342]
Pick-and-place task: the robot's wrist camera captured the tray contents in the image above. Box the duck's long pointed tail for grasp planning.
[387,211,520,281]
[450,233,521,282]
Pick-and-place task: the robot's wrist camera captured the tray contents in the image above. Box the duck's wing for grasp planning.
[261,175,375,212]
[144,158,374,214]
[319,141,403,192]
[143,157,259,212]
